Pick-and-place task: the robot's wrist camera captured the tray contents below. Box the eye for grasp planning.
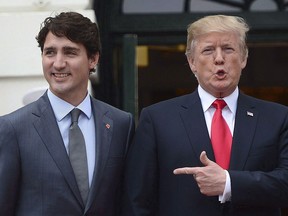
[202,47,214,55]
[223,46,235,54]
[43,49,55,56]
[65,51,77,56]
[64,48,79,57]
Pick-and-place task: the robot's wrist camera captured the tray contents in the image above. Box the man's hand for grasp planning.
[173,151,226,196]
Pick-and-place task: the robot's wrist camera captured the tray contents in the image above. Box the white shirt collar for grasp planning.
[47,89,92,122]
[197,85,238,115]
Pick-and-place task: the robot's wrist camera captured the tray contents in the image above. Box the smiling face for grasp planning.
[42,32,99,105]
[187,31,247,98]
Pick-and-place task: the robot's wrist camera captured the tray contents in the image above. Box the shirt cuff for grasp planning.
[219,170,231,203]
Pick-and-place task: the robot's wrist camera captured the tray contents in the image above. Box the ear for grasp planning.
[241,56,247,69]
[89,52,100,70]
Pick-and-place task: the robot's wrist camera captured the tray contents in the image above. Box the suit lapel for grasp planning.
[85,98,113,211]
[32,94,84,207]
[179,92,215,164]
[230,94,258,170]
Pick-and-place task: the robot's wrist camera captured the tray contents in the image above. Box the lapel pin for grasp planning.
[105,123,111,129]
[247,111,254,117]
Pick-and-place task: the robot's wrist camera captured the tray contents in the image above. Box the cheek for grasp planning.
[42,56,54,66]
[76,63,91,77]
[228,58,244,71]
[42,59,50,71]
[188,56,202,72]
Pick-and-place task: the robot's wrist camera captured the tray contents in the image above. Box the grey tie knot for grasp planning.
[71,108,81,125]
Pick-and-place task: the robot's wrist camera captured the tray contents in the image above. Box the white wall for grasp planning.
[0,76,48,114]
[0,0,95,115]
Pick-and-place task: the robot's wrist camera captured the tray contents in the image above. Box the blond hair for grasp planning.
[186,15,249,59]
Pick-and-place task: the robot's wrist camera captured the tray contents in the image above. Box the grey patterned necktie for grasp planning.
[69,108,89,204]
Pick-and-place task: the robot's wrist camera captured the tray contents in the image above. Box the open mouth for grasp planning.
[52,73,70,78]
[215,69,226,78]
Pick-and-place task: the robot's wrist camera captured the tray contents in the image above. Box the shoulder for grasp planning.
[137,93,197,123]
[91,97,132,119]
[238,93,288,122]
[1,101,37,121]
[143,92,196,113]
[0,93,49,125]
[0,102,38,136]
[240,93,288,111]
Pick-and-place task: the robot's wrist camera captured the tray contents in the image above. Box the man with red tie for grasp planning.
[121,15,288,216]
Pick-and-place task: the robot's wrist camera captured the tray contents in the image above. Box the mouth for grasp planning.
[214,69,226,78]
[52,73,70,78]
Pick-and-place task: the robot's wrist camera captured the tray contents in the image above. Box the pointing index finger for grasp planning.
[173,167,198,175]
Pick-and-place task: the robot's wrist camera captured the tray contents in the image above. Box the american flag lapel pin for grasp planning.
[105,123,111,129]
[247,111,254,117]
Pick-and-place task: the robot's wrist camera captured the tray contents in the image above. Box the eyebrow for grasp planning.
[43,47,54,52]
[63,46,81,52]
[43,46,80,52]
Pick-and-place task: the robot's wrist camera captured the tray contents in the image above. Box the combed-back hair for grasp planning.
[186,15,249,60]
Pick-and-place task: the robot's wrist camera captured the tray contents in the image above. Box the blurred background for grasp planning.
[1,0,288,121]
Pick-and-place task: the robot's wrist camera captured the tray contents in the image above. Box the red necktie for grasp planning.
[211,99,232,169]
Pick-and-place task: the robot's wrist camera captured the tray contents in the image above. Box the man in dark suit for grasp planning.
[121,15,288,216]
[0,12,134,216]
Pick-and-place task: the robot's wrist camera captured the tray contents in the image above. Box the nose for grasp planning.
[53,54,66,70]
[214,48,224,65]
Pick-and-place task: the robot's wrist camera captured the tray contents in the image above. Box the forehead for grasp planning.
[44,31,83,50]
[196,31,239,46]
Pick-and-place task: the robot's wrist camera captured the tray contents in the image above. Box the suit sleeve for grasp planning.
[121,108,158,216]
[0,117,21,215]
[229,110,288,207]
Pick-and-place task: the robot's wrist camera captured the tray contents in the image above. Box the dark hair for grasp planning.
[36,11,101,58]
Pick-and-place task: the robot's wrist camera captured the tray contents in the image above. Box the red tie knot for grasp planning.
[212,99,227,110]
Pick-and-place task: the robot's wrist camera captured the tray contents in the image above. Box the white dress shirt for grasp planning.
[47,89,96,187]
[198,85,239,203]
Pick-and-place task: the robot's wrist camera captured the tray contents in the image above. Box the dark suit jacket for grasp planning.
[0,92,135,216]
[121,91,288,216]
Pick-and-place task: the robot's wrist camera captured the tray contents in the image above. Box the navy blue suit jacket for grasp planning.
[122,91,288,216]
[0,92,134,216]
